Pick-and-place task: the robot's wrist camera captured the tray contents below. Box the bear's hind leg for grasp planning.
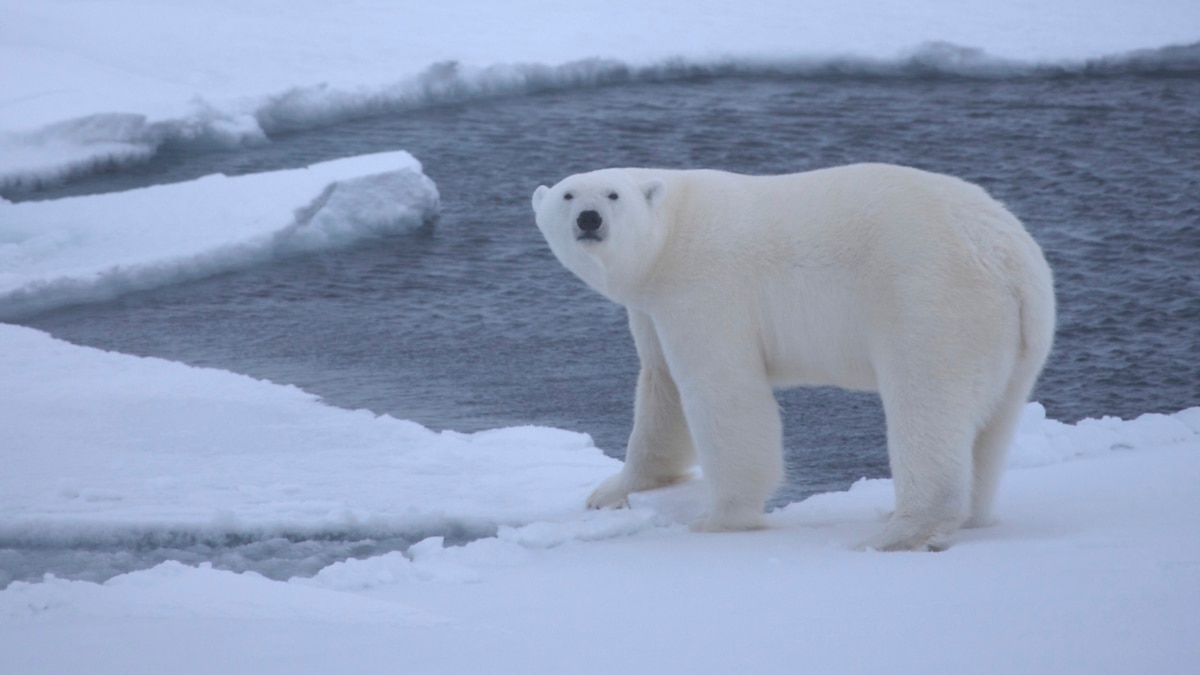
[965,378,1033,528]
[862,387,976,551]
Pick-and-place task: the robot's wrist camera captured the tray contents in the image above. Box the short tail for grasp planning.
[1016,238,1056,379]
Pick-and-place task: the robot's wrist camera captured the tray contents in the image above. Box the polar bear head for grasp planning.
[532,169,667,302]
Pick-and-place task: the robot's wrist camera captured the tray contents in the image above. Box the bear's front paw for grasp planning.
[690,503,768,532]
[586,472,634,510]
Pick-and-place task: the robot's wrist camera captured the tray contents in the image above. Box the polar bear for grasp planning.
[531,164,1055,551]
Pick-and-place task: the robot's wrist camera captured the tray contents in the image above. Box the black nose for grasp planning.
[576,210,602,232]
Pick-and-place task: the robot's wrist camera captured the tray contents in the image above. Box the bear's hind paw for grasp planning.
[857,518,955,552]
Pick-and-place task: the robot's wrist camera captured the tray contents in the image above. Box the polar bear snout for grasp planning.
[575,210,604,241]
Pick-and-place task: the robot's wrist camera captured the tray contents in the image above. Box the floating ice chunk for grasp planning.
[0,151,439,319]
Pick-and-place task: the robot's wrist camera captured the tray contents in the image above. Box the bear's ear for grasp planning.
[641,179,666,208]
[532,185,549,211]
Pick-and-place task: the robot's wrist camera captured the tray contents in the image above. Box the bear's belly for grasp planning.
[763,348,878,392]
[757,280,879,392]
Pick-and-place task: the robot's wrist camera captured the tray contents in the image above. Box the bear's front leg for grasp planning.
[585,364,695,508]
[658,317,784,532]
[587,310,697,510]
[682,374,783,532]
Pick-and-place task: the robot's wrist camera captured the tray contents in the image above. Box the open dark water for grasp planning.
[12,70,1200,509]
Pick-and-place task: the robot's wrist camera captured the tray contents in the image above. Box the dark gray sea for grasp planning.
[8,58,1200,512]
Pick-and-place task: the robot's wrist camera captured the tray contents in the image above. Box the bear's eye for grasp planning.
[608,192,619,201]
[563,192,574,201]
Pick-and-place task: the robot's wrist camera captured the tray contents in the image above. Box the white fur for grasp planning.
[532,164,1055,551]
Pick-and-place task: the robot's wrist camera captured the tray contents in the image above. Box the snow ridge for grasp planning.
[3,41,1198,193]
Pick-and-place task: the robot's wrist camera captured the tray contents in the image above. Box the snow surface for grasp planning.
[0,323,612,534]
[3,1,1200,673]
[2,323,1198,673]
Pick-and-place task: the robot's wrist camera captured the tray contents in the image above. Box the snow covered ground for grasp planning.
[2,323,1198,673]
[2,1,1199,673]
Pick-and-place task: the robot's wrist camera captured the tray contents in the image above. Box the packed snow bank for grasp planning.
[3,0,1198,190]
[0,152,439,319]
[0,324,615,545]
[0,324,1197,674]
